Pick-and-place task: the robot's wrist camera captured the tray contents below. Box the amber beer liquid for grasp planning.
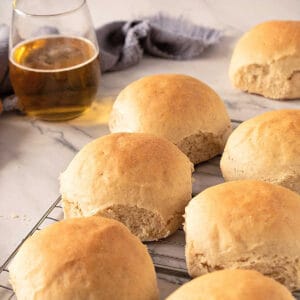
[9,36,101,121]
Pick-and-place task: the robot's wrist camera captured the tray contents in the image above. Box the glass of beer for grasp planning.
[9,0,101,121]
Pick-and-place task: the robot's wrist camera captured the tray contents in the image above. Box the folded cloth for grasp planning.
[98,14,221,72]
[0,14,222,111]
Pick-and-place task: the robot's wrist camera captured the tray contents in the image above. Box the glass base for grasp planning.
[25,106,89,121]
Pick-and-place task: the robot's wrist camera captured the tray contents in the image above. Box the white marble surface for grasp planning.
[0,0,300,298]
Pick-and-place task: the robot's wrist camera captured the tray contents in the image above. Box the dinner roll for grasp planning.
[109,74,232,164]
[9,217,159,300]
[60,133,193,241]
[220,109,300,193]
[185,180,300,290]
[229,20,300,99]
[167,269,294,300]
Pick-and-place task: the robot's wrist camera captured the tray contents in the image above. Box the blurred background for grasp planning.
[1,0,300,32]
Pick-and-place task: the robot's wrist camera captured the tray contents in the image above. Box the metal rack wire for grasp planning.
[0,197,63,299]
[0,195,192,299]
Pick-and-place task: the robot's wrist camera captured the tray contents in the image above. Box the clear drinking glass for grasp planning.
[9,0,101,121]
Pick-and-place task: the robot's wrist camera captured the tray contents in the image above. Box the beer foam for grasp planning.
[10,35,99,73]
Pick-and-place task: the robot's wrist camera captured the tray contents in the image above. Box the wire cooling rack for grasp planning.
[0,194,194,299]
[1,120,300,299]
[0,197,62,299]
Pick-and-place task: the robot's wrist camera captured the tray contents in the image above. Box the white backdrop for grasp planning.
[1,0,300,32]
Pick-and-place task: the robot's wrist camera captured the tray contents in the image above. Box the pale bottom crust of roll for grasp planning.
[221,154,300,194]
[63,198,183,241]
[186,242,300,291]
[176,128,231,165]
[232,58,300,100]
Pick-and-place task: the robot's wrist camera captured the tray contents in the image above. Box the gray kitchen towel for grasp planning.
[0,15,221,110]
[98,15,221,72]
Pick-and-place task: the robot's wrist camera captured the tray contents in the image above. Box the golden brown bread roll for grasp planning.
[185,180,300,290]
[109,74,232,164]
[60,132,193,241]
[229,20,300,99]
[9,217,159,300]
[167,269,294,300]
[220,109,300,193]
